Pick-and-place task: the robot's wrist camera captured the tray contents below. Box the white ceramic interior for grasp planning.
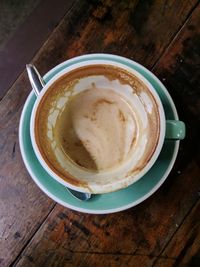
[30,58,166,194]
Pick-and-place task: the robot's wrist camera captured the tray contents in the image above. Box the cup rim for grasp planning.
[30,56,166,194]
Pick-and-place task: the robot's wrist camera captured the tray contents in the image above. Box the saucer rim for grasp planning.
[19,54,179,214]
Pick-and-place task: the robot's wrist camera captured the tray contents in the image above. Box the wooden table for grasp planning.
[0,1,200,266]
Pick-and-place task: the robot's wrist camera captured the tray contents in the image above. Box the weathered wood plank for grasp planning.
[152,258,174,267]
[151,4,200,266]
[12,162,200,267]
[153,200,200,267]
[0,0,199,266]
[32,0,198,75]
[0,0,77,100]
[14,252,156,267]
[11,206,158,267]
[162,200,200,267]
[0,0,41,48]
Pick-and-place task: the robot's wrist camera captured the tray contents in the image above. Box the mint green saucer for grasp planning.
[19,54,179,214]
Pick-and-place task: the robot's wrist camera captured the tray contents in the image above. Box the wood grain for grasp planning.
[153,201,200,267]
[11,206,158,267]
[11,163,200,267]
[0,0,199,266]
[31,0,198,74]
[0,0,41,48]
[14,252,156,267]
[162,200,200,267]
[151,4,200,266]
[0,0,76,100]
[152,258,174,267]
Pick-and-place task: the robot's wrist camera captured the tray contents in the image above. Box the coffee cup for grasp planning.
[30,55,185,194]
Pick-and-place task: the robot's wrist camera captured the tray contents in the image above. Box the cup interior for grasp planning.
[30,59,166,193]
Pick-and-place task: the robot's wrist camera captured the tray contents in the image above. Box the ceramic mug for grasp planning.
[30,54,185,194]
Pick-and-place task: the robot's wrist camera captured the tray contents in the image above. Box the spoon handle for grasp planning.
[26,64,45,96]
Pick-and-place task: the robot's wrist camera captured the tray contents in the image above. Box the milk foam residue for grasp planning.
[46,75,153,172]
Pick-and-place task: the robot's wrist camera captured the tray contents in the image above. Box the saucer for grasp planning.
[19,54,179,214]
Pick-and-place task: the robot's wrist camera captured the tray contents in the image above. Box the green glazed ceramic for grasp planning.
[19,54,179,214]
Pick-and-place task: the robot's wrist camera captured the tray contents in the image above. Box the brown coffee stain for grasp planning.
[118,109,126,122]
[130,136,136,148]
[94,98,115,106]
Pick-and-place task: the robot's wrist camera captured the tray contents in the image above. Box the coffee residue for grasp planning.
[35,64,160,187]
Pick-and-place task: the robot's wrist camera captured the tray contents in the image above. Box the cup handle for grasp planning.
[165,120,186,140]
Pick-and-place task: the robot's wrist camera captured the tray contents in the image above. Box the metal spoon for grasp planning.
[26,64,92,201]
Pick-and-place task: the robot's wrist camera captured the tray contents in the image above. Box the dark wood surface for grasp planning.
[0,0,76,100]
[0,1,199,266]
